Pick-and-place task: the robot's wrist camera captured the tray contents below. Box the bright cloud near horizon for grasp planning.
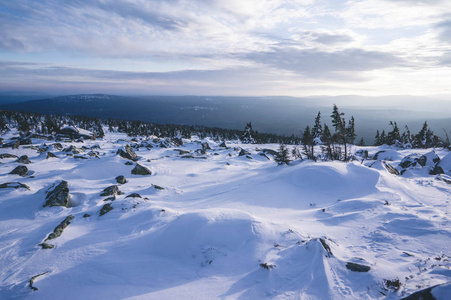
[1,0,451,97]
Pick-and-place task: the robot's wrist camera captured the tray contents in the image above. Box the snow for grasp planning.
[0,131,450,299]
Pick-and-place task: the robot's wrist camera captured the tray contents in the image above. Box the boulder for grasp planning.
[419,151,440,167]
[0,182,30,190]
[260,148,278,156]
[239,148,250,156]
[172,138,184,147]
[319,238,333,257]
[399,154,422,169]
[115,175,127,184]
[383,162,400,175]
[117,145,138,161]
[125,161,134,165]
[100,185,122,197]
[39,243,54,249]
[201,142,211,151]
[10,165,29,177]
[52,143,64,151]
[99,203,113,216]
[174,149,190,155]
[355,149,369,159]
[430,165,444,175]
[436,174,451,184]
[63,145,83,154]
[126,193,141,198]
[219,141,227,148]
[346,262,371,272]
[131,164,152,175]
[0,153,18,159]
[44,180,70,207]
[46,152,57,159]
[103,196,116,201]
[45,215,74,240]
[437,152,451,174]
[152,184,164,190]
[373,150,400,161]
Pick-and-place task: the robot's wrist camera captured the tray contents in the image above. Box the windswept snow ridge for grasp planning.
[0,130,450,299]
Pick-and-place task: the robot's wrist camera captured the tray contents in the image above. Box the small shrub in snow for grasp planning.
[260,263,275,270]
[384,278,401,291]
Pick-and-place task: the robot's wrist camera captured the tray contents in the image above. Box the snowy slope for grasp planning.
[0,131,450,299]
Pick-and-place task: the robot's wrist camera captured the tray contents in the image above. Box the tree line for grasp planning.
[0,109,295,144]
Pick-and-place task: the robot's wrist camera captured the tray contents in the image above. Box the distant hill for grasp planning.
[1,94,450,143]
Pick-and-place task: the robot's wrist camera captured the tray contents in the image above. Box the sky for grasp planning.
[1,0,451,97]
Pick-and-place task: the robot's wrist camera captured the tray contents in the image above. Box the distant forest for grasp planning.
[1,107,449,163]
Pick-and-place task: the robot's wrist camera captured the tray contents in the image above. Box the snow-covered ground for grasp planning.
[0,130,450,299]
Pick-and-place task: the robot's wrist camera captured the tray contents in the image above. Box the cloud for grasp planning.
[245,48,404,76]
[436,19,451,44]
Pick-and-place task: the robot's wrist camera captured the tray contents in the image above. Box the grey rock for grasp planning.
[46,151,57,159]
[0,182,30,190]
[9,165,28,177]
[383,162,400,175]
[117,145,138,161]
[126,193,142,198]
[100,185,122,197]
[99,203,113,216]
[239,148,250,156]
[131,164,152,175]
[115,175,127,184]
[201,142,211,151]
[430,165,444,175]
[45,215,74,240]
[0,153,18,159]
[39,243,54,249]
[44,180,70,207]
[346,262,371,272]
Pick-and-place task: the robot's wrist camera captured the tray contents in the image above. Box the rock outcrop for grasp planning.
[9,165,29,177]
[117,145,138,161]
[115,175,127,184]
[44,180,70,207]
[131,164,152,175]
[0,182,30,190]
[16,155,31,164]
[100,185,122,197]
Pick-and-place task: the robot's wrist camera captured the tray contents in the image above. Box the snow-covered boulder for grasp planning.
[419,151,440,167]
[16,155,31,164]
[373,149,401,161]
[131,163,152,175]
[0,182,30,190]
[117,145,138,161]
[9,165,28,177]
[100,185,122,197]
[437,152,451,175]
[44,181,70,207]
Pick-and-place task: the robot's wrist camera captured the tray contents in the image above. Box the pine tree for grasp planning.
[347,116,356,144]
[301,126,315,160]
[358,137,365,146]
[312,111,322,144]
[387,121,401,145]
[331,104,344,133]
[241,122,255,144]
[275,144,290,165]
[374,130,381,146]
[380,130,387,145]
[321,124,333,160]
